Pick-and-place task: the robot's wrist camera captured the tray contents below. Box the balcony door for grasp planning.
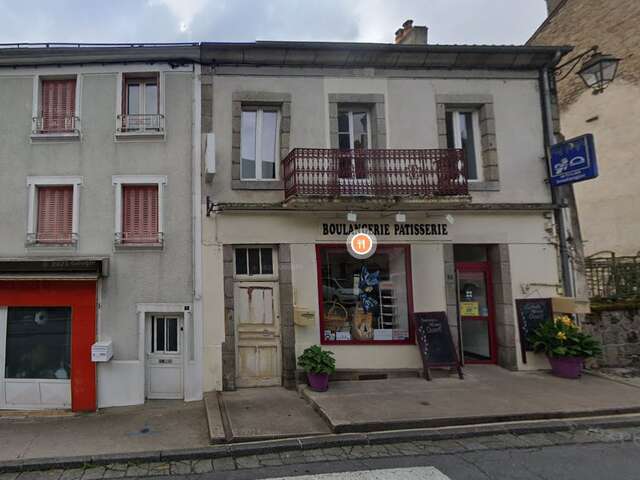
[337,109,372,193]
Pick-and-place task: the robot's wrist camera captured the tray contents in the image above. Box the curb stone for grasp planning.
[3,414,640,474]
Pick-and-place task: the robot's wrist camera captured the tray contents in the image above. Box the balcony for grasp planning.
[114,231,164,248]
[116,114,165,138]
[283,148,468,202]
[31,115,80,139]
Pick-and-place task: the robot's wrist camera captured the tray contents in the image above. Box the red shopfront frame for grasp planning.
[0,280,97,412]
[456,261,497,364]
[316,244,414,345]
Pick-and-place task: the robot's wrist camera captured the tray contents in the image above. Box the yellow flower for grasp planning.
[556,331,567,341]
[560,316,573,327]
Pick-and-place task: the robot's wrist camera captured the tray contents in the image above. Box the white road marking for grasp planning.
[265,466,451,479]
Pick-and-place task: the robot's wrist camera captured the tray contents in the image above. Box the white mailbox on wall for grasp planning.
[91,340,113,362]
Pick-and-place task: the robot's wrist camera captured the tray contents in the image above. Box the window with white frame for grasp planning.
[26,176,82,245]
[234,247,275,277]
[112,175,166,246]
[117,72,164,134]
[337,108,371,150]
[116,71,165,135]
[446,109,482,181]
[240,107,279,180]
[337,107,371,180]
[32,76,80,135]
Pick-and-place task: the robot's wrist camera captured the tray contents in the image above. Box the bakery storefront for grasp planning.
[205,209,559,389]
[0,259,106,411]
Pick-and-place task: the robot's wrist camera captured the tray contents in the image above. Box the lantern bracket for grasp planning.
[554,45,599,81]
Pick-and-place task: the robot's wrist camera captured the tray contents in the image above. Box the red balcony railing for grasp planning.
[283,148,468,200]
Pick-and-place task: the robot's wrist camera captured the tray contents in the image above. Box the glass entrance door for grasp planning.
[456,262,496,363]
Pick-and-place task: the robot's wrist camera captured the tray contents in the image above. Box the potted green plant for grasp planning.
[297,345,336,392]
[528,315,601,379]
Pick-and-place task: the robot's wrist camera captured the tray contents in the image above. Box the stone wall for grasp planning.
[530,0,640,110]
[583,309,640,367]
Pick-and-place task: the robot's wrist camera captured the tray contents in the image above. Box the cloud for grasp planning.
[149,0,211,34]
[0,0,547,45]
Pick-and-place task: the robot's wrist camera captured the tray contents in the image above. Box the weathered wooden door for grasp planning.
[234,283,281,387]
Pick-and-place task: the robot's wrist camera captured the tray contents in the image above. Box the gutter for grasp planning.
[190,63,204,401]
[539,51,574,296]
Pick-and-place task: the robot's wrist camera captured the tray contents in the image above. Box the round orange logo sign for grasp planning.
[346,229,377,259]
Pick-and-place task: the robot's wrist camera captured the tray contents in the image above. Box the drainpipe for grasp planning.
[191,63,204,400]
[540,56,574,297]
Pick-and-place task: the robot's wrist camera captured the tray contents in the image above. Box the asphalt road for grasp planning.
[168,441,640,480]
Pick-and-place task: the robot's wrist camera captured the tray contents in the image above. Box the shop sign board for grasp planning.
[515,298,553,363]
[322,222,448,237]
[549,134,598,187]
[414,311,464,381]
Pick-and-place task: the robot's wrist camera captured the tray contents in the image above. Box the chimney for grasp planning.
[394,19,428,45]
[545,0,564,15]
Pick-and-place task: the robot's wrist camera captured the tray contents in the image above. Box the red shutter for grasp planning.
[41,79,76,132]
[122,185,159,243]
[37,186,73,243]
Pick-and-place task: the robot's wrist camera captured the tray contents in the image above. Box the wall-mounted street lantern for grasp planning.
[555,45,620,94]
[576,52,620,93]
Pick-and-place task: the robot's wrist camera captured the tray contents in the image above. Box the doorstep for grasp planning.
[301,365,640,433]
[0,409,76,419]
[205,387,330,443]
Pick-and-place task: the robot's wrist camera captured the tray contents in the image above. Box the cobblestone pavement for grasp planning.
[1,426,640,479]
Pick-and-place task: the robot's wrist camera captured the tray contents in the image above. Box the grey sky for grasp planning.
[0,0,548,45]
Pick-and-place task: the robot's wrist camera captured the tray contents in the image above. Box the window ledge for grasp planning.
[114,131,165,142]
[468,181,500,192]
[231,180,284,190]
[25,242,77,251]
[234,274,279,282]
[114,242,164,252]
[30,132,81,143]
[26,234,78,249]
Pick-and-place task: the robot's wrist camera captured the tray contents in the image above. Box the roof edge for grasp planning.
[527,0,571,44]
[0,41,573,70]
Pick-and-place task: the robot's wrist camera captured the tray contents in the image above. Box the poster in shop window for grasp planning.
[414,311,463,380]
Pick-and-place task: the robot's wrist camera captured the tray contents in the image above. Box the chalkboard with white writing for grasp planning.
[516,298,553,363]
[414,311,463,380]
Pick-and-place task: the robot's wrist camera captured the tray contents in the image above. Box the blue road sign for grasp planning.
[549,134,598,187]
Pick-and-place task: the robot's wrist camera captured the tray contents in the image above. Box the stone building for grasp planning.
[0,29,577,408]
[530,0,640,257]
[199,36,571,390]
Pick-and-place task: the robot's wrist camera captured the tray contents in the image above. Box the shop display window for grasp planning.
[317,245,412,344]
[4,307,71,380]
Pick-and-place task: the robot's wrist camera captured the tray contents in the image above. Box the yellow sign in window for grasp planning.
[460,301,480,316]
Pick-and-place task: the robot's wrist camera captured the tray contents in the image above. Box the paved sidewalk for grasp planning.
[302,365,640,432]
[0,400,209,462]
[1,420,639,478]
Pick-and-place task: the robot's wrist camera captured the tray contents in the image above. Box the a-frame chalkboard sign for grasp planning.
[515,298,553,364]
[414,311,463,380]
